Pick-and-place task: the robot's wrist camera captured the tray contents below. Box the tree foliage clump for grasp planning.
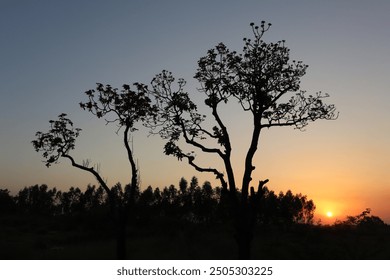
[79,82,155,130]
[32,114,81,167]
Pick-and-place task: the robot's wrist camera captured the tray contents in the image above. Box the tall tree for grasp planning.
[149,21,337,258]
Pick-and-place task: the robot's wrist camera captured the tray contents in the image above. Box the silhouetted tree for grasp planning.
[153,187,162,207]
[137,186,155,223]
[0,189,15,213]
[31,115,114,204]
[189,176,199,191]
[277,190,315,225]
[80,83,155,199]
[58,186,83,214]
[197,181,217,223]
[295,194,315,224]
[179,177,188,194]
[149,21,337,258]
[33,80,156,259]
[79,83,156,258]
[15,184,58,215]
[78,184,107,213]
[258,187,278,226]
[335,208,386,232]
[32,114,120,258]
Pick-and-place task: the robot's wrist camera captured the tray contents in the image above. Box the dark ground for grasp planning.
[1,213,389,260]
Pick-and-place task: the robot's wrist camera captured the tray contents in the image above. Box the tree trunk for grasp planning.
[234,202,255,259]
[236,220,254,259]
[242,121,261,202]
[234,181,268,259]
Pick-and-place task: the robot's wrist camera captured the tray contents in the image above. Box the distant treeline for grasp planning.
[0,176,315,226]
[2,177,390,260]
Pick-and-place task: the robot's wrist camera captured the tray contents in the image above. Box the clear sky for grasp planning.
[1,0,389,223]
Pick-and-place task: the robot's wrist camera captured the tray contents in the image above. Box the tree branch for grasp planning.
[61,154,115,213]
[180,120,225,157]
[183,154,228,192]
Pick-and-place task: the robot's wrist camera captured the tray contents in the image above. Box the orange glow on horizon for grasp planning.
[311,198,347,224]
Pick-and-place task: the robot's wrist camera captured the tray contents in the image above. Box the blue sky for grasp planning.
[1,0,390,222]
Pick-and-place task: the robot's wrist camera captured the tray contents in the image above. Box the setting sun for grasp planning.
[326,211,333,218]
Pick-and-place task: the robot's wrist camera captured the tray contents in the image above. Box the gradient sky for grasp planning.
[1,0,389,223]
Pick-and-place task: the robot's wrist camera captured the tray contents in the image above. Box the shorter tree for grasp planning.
[32,113,126,258]
[33,82,156,259]
[32,115,113,198]
[32,114,111,200]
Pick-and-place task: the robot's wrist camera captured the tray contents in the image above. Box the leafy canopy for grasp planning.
[80,83,156,131]
[32,113,81,167]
